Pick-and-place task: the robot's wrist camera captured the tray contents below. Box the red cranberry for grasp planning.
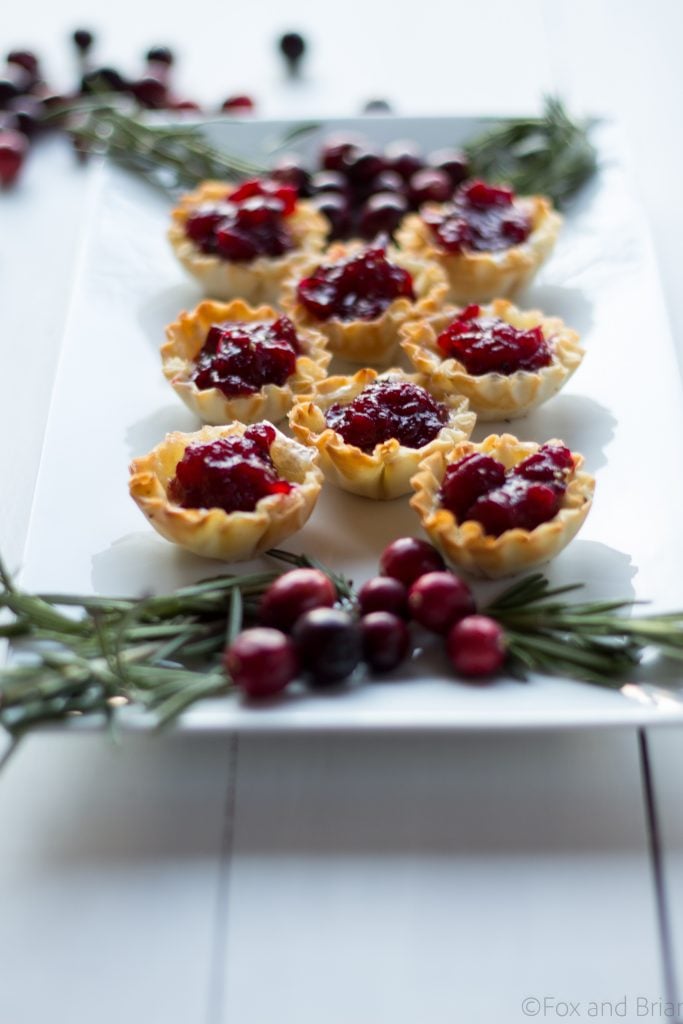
[310,193,352,240]
[447,615,506,678]
[408,571,476,634]
[7,50,39,76]
[385,139,424,181]
[409,168,453,207]
[439,453,506,521]
[311,169,350,197]
[130,75,168,108]
[427,148,469,187]
[225,627,298,698]
[270,153,312,196]
[278,32,306,68]
[436,305,552,375]
[344,146,386,183]
[293,607,362,686]
[191,316,300,397]
[361,612,410,672]
[259,568,337,632]
[320,133,366,172]
[367,169,405,195]
[229,177,298,214]
[514,442,573,484]
[146,46,175,65]
[425,179,531,254]
[186,182,295,261]
[468,478,561,535]
[297,246,414,322]
[326,377,448,452]
[72,29,95,53]
[379,537,445,586]
[357,576,409,618]
[0,128,28,186]
[358,192,408,240]
[221,94,255,114]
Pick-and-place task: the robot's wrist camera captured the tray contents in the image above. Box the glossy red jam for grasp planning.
[296,246,415,322]
[423,179,531,254]
[168,423,293,512]
[184,178,298,261]
[191,317,301,397]
[436,304,552,375]
[325,377,448,452]
[439,443,573,536]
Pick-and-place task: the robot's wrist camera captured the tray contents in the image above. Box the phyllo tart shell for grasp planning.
[129,423,323,561]
[288,368,476,501]
[168,180,328,305]
[400,299,584,421]
[410,433,594,578]
[161,299,331,425]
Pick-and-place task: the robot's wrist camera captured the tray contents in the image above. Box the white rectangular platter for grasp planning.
[17,116,683,730]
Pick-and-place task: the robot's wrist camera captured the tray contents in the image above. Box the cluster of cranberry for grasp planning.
[270,133,471,242]
[225,536,506,699]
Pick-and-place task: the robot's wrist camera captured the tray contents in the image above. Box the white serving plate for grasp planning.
[16,116,683,731]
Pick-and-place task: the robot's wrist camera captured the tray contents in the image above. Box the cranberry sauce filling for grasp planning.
[439,443,573,536]
[436,304,552,375]
[168,423,293,513]
[184,178,298,262]
[422,179,531,255]
[296,245,415,322]
[325,377,448,452]
[191,317,301,397]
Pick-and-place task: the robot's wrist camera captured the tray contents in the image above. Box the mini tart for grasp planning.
[395,195,561,304]
[168,180,328,305]
[400,299,583,421]
[281,242,447,365]
[289,368,475,500]
[161,298,331,426]
[129,423,323,561]
[410,434,594,578]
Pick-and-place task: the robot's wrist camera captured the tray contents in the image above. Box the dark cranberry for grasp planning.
[361,612,410,672]
[130,75,167,109]
[311,169,350,196]
[0,77,22,106]
[72,29,95,53]
[357,576,409,618]
[326,378,448,452]
[379,537,445,586]
[146,46,175,65]
[408,571,476,634]
[191,316,300,397]
[367,169,405,196]
[221,94,255,114]
[310,193,352,241]
[439,453,506,521]
[270,153,312,196]
[297,246,414,322]
[358,192,408,240]
[385,139,424,181]
[409,168,453,207]
[425,179,531,254]
[7,50,39,76]
[278,32,306,69]
[436,305,552,375]
[469,478,560,535]
[293,608,362,686]
[6,96,43,137]
[168,424,292,513]
[260,568,337,632]
[186,182,295,261]
[344,146,386,183]
[225,627,299,698]
[514,442,573,485]
[427,148,469,187]
[81,67,128,94]
[213,224,259,261]
[320,133,366,172]
[447,615,506,678]
[0,128,28,186]
[363,99,393,114]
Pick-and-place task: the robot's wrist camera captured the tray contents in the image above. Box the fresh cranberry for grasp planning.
[311,169,350,197]
[436,305,552,375]
[357,576,409,618]
[361,612,410,672]
[409,168,453,207]
[407,571,476,634]
[379,537,445,586]
[278,31,306,68]
[297,246,414,322]
[439,453,506,521]
[447,615,506,677]
[221,94,255,114]
[130,75,167,108]
[168,423,292,513]
[229,177,298,214]
[326,377,448,452]
[191,316,300,397]
[310,193,352,241]
[146,46,175,65]
[259,568,337,632]
[72,28,95,53]
[423,178,531,254]
[225,627,299,698]
[0,77,23,106]
[367,169,405,195]
[358,192,408,240]
[0,129,28,186]
[385,139,424,181]
[320,133,365,172]
[7,51,39,76]
[344,146,386,184]
[270,154,312,196]
[293,608,362,686]
[427,148,469,187]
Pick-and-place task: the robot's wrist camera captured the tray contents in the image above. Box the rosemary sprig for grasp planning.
[465,96,597,206]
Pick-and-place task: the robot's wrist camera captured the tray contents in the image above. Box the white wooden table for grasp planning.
[2,3,683,1021]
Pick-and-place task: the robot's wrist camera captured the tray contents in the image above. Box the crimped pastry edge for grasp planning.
[289,367,476,500]
[400,298,584,420]
[409,433,594,578]
[161,298,331,425]
[129,422,323,561]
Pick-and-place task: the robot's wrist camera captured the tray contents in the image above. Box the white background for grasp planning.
[2,3,683,1022]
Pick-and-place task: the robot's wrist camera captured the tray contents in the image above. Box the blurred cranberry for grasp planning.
[311,169,349,196]
[130,75,168,108]
[72,29,95,53]
[0,69,29,107]
[320,132,366,172]
[146,45,175,65]
[367,169,405,196]
[278,31,306,73]
[168,98,202,113]
[409,168,453,207]
[0,128,28,186]
[358,192,408,240]
[221,94,255,114]
[310,192,352,240]
[427,147,470,187]
[385,139,423,180]
[81,67,128,94]
[344,145,386,183]
[7,96,44,137]
[7,50,40,77]
[270,153,312,196]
